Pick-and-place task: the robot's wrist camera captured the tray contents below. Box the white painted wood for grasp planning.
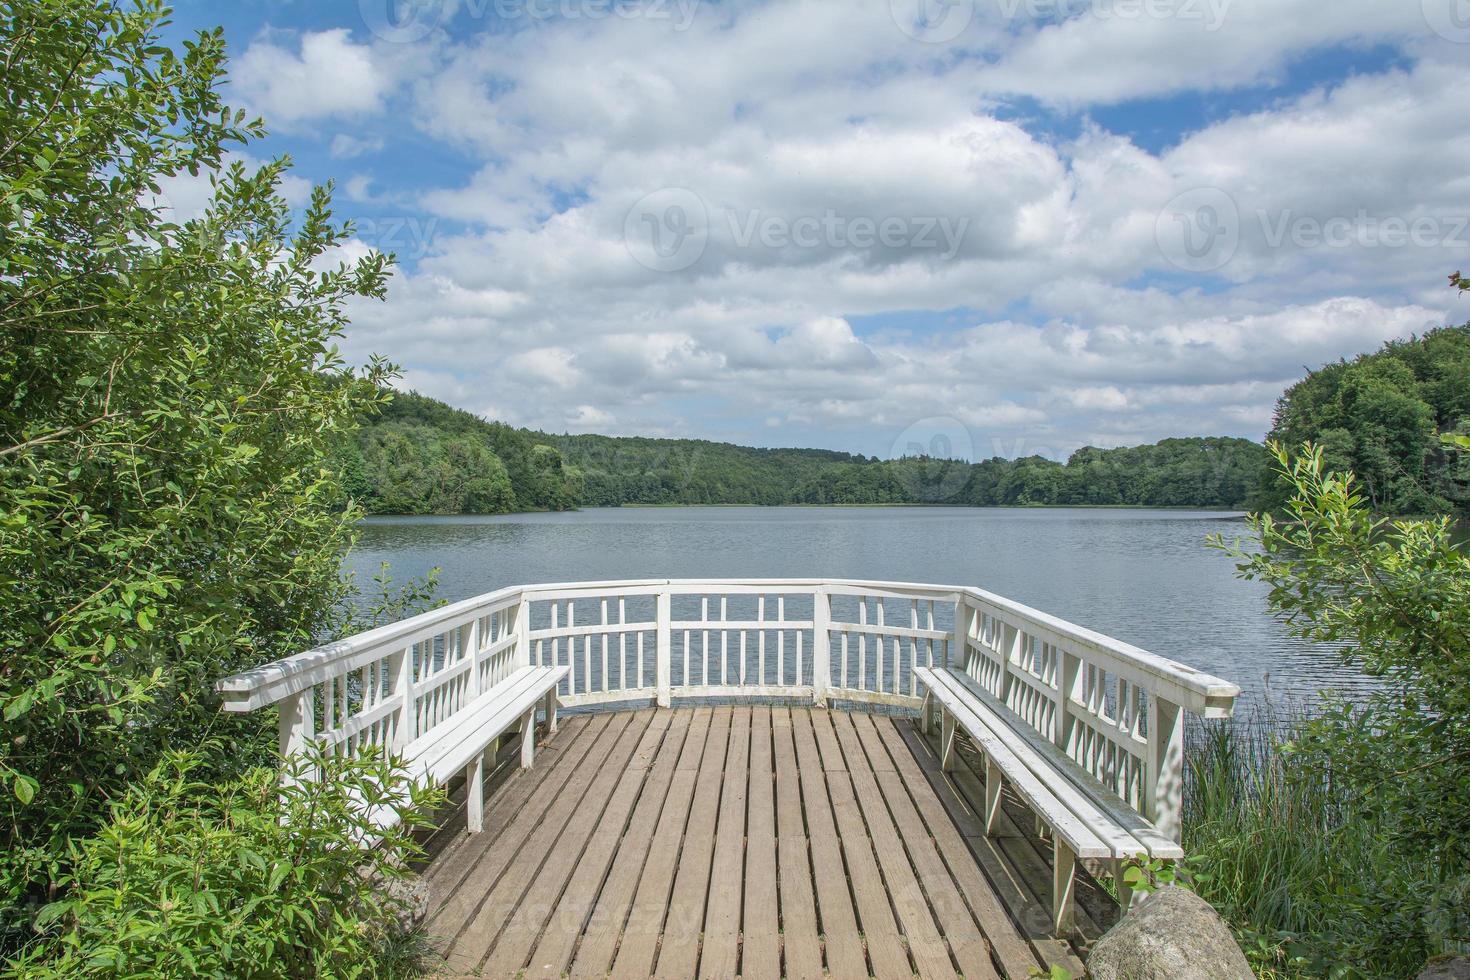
[655,590,671,708]
[467,749,484,833]
[519,708,535,768]
[216,577,1237,854]
[1146,695,1185,843]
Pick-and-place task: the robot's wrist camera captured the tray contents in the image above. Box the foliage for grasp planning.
[7,747,443,979]
[352,390,581,513]
[353,391,1267,512]
[1198,445,1470,977]
[1258,325,1470,515]
[0,0,428,965]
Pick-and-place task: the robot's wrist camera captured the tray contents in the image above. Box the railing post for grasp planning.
[1145,695,1185,842]
[1055,649,1080,752]
[950,597,968,670]
[515,594,531,669]
[812,585,831,705]
[655,588,672,708]
[465,615,481,698]
[278,688,315,784]
[390,644,414,753]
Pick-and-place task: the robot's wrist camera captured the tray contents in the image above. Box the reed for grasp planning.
[1182,709,1450,979]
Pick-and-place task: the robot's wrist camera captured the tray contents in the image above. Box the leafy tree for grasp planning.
[1258,324,1470,515]
[1209,444,1470,973]
[0,0,398,952]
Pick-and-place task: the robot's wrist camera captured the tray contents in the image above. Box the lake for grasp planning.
[349,506,1369,711]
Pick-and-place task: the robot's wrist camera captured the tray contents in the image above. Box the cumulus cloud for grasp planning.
[235,30,385,123]
[289,0,1470,456]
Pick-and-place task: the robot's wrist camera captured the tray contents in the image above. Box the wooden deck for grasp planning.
[420,706,1117,979]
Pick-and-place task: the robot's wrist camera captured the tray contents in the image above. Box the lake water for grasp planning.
[349,506,1370,711]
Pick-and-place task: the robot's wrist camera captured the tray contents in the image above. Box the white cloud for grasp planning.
[331,134,385,159]
[304,0,1470,455]
[234,30,385,123]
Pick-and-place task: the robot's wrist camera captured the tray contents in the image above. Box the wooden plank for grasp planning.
[482,712,670,975]
[809,711,913,980]
[606,712,721,980]
[772,708,823,980]
[442,710,654,973]
[570,709,711,979]
[868,716,1042,979]
[898,721,1087,975]
[742,706,780,980]
[789,709,869,980]
[424,713,591,886]
[830,713,958,980]
[850,713,1012,980]
[641,705,732,979]
[518,711,690,978]
[426,712,621,941]
[699,706,752,978]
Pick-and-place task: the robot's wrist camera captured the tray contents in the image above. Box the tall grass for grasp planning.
[1182,711,1452,979]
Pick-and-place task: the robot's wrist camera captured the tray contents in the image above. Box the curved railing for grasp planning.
[216,578,1240,836]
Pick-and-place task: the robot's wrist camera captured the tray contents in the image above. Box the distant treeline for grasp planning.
[343,323,1470,517]
[342,392,1266,514]
[1259,324,1469,514]
[564,433,1266,508]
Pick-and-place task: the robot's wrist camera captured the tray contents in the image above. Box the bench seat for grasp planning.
[367,664,568,833]
[915,665,1181,933]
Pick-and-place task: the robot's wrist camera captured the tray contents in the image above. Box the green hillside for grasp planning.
[343,391,1267,514]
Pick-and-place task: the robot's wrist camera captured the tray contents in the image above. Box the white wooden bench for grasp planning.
[390,664,567,832]
[917,665,1183,933]
[216,588,569,835]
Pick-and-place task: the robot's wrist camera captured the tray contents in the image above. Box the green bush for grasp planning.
[1198,443,1470,978]
[8,747,443,979]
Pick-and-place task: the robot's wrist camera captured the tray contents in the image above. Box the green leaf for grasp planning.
[14,774,38,805]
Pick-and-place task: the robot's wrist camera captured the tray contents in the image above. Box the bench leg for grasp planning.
[520,709,536,768]
[939,710,957,772]
[543,689,558,735]
[984,757,1004,835]
[1112,858,1135,913]
[919,691,933,736]
[466,750,485,834]
[1052,839,1077,936]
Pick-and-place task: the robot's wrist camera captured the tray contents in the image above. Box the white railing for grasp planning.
[216,578,1239,834]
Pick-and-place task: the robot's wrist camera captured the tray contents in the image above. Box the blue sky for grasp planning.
[158,0,1470,459]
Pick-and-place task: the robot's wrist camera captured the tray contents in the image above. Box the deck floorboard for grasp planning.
[422,707,1074,978]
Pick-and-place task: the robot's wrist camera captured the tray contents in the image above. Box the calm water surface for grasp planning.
[349,506,1369,710]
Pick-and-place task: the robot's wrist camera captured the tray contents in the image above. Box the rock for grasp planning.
[1419,957,1470,980]
[1087,886,1253,980]
[365,868,431,934]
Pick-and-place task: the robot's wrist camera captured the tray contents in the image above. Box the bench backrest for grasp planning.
[954,587,1239,840]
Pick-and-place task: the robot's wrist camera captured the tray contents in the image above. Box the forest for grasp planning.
[347,391,1268,513]
[347,325,1470,517]
[1257,324,1470,514]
